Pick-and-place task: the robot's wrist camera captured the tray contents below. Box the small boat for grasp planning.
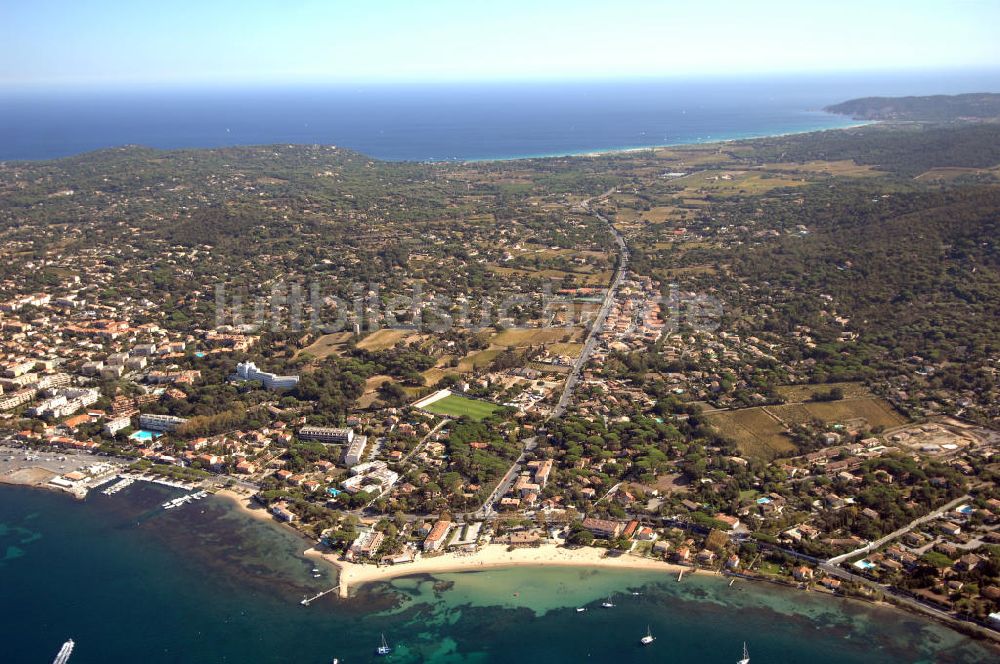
[601,594,615,608]
[737,642,750,664]
[640,625,655,645]
[376,632,392,656]
[576,607,586,613]
[53,638,74,664]
[631,591,641,596]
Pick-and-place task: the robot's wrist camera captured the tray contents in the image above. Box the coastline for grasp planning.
[209,488,1000,646]
[214,487,281,524]
[304,542,695,599]
[212,488,695,598]
[458,118,875,163]
[0,115,873,165]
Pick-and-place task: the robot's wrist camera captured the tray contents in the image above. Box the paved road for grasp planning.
[550,204,626,419]
[474,436,537,520]
[475,190,626,520]
[826,494,971,565]
[364,418,451,511]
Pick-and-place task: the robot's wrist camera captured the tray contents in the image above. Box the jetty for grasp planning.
[101,476,135,496]
[300,585,340,606]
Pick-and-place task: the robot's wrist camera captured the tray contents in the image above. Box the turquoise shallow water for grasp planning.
[0,483,995,663]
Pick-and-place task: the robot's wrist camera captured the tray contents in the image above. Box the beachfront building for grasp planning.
[231,361,299,391]
[423,519,453,552]
[270,501,297,522]
[581,517,623,540]
[138,413,189,432]
[347,529,385,561]
[298,426,354,444]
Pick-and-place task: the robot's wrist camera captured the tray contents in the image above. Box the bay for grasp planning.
[0,483,995,663]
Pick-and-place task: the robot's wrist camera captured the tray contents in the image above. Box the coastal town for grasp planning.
[2,117,1000,646]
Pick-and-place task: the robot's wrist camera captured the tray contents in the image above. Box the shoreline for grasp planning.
[210,491,1000,646]
[0,117,874,166]
[304,542,696,599]
[458,119,875,163]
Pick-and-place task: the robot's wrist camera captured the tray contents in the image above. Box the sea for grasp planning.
[3,71,1000,162]
[0,482,995,663]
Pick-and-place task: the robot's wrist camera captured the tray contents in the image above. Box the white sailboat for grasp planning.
[376,632,392,656]
[601,593,615,608]
[640,625,655,645]
[737,642,750,664]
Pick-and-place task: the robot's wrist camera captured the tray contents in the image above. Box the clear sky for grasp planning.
[2,0,999,87]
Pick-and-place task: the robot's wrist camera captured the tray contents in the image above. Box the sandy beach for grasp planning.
[305,542,695,598]
[214,487,285,524]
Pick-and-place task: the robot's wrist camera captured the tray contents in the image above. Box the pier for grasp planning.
[300,585,340,606]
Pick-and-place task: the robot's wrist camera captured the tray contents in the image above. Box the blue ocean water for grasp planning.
[2,71,1000,162]
[0,483,995,663]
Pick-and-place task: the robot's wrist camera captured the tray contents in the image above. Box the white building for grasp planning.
[232,361,299,391]
[138,413,188,432]
[298,426,354,444]
[343,435,368,466]
[104,415,132,436]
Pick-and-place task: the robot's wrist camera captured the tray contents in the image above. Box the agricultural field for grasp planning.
[758,160,885,177]
[766,396,906,430]
[489,326,584,347]
[422,394,501,421]
[800,398,907,429]
[488,265,613,286]
[713,394,908,460]
[669,169,808,196]
[707,408,796,460]
[456,348,502,371]
[296,332,352,359]
[774,382,871,403]
[913,166,1000,182]
[355,329,413,351]
[548,342,585,358]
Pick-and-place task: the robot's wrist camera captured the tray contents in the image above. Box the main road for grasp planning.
[826,494,971,565]
[476,190,625,518]
[550,195,626,419]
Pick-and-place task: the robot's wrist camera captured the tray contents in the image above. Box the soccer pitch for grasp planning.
[422,394,500,421]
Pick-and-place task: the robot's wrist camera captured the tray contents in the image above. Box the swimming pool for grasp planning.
[129,429,162,442]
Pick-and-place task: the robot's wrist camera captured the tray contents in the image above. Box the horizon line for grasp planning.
[4,66,1000,94]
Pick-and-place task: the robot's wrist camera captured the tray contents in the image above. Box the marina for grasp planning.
[162,490,209,510]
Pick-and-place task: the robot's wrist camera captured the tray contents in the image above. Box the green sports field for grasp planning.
[423,394,501,421]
